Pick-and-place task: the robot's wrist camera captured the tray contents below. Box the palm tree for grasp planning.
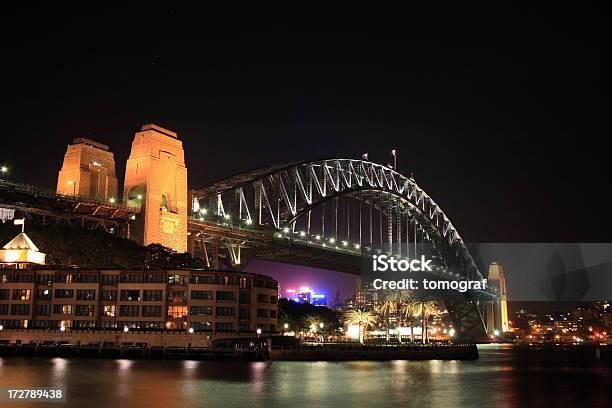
[414,300,438,343]
[343,308,378,344]
[304,314,320,334]
[400,300,420,342]
[380,290,411,343]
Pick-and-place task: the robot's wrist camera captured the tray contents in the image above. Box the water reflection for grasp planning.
[0,346,609,408]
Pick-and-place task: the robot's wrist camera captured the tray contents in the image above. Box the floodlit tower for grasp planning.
[487,262,509,333]
[56,138,118,202]
[123,124,188,253]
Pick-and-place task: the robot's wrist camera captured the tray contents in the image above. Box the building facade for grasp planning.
[0,267,278,335]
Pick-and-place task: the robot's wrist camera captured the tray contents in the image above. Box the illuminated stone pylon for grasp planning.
[123,124,188,252]
[487,262,509,333]
[56,138,118,202]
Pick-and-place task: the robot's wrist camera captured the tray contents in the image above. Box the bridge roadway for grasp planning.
[0,178,138,233]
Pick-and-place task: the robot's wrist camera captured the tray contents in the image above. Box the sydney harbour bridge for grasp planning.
[0,125,499,339]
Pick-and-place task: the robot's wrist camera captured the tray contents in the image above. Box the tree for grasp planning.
[343,308,378,344]
[414,300,439,343]
[379,290,411,342]
[400,300,420,342]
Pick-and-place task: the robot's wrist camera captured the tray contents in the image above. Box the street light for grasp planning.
[67,180,76,196]
[59,325,66,332]
[1,166,8,175]
[0,324,4,331]
[319,322,324,329]
[188,327,194,334]
[109,198,116,204]
[284,323,289,330]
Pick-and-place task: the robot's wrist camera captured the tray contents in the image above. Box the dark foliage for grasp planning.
[0,222,203,269]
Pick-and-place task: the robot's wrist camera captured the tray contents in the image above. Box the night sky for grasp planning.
[0,5,604,302]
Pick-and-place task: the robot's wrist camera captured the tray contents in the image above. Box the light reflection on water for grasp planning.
[0,345,610,408]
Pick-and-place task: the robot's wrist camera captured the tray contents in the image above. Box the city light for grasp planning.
[123,326,129,333]
[283,227,289,234]
[1,166,8,173]
[223,214,230,220]
[60,326,66,332]
[109,198,116,203]
[188,327,194,334]
[245,218,253,225]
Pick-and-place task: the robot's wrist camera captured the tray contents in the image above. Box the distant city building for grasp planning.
[355,278,365,306]
[354,278,380,308]
[56,138,118,202]
[487,262,509,333]
[285,287,326,307]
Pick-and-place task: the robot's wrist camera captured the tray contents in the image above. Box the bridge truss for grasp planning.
[189,159,499,339]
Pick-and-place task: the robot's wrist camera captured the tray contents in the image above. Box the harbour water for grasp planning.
[0,344,609,407]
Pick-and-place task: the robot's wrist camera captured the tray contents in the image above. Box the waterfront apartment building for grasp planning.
[0,266,278,335]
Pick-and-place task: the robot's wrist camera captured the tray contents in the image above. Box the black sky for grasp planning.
[0,4,604,243]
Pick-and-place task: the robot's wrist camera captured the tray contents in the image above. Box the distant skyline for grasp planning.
[244,260,357,305]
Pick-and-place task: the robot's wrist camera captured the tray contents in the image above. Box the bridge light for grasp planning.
[315,235,321,240]
[341,240,348,247]
[282,227,289,234]
[329,238,336,244]
[199,208,207,215]
[109,198,115,203]
[493,330,500,336]
[1,165,8,174]
[299,231,305,237]
[223,214,230,220]
[354,244,360,249]
[245,218,253,225]
[276,233,282,238]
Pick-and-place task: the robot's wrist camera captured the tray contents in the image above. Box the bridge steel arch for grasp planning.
[189,159,498,339]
